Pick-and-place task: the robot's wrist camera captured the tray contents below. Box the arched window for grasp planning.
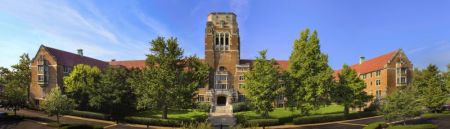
[219,66,226,71]
[215,33,219,46]
[220,33,224,46]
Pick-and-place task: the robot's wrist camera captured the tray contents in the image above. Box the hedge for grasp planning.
[293,111,378,125]
[68,110,109,120]
[58,124,103,129]
[232,102,251,112]
[246,119,279,127]
[386,124,437,129]
[124,116,185,127]
[196,102,211,112]
[363,122,386,129]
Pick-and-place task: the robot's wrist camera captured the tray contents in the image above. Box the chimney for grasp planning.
[359,56,365,64]
[77,49,83,56]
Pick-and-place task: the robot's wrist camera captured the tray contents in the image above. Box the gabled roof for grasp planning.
[41,45,109,69]
[334,49,400,77]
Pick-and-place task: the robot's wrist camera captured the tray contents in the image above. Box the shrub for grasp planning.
[233,102,251,112]
[181,122,212,129]
[124,116,182,127]
[246,119,279,127]
[196,102,211,112]
[68,110,109,120]
[293,112,378,125]
[363,122,386,129]
[386,124,437,129]
[58,124,103,129]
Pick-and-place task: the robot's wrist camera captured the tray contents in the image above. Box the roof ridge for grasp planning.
[42,45,107,63]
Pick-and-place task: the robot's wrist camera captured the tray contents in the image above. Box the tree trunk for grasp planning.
[162,106,168,119]
[344,105,349,116]
[14,109,17,116]
[57,114,60,124]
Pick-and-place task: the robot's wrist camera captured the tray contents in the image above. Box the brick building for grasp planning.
[334,49,413,101]
[29,12,412,108]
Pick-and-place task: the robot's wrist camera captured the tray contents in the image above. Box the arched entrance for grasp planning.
[217,96,227,106]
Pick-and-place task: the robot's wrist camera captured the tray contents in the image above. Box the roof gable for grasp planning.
[40,45,108,69]
[334,49,400,77]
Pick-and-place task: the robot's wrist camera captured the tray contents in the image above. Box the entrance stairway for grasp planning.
[208,105,236,128]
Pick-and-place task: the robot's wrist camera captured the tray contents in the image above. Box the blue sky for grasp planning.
[0,0,449,70]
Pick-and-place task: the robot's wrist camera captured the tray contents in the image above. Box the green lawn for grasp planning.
[133,109,208,120]
[421,111,450,118]
[234,104,344,120]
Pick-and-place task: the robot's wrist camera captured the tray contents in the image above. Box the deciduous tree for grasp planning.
[287,28,334,115]
[381,87,421,125]
[414,64,448,113]
[332,64,372,115]
[244,50,281,118]
[133,37,209,119]
[10,54,31,100]
[89,66,136,123]
[40,87,75,123]
[64,64,101,110]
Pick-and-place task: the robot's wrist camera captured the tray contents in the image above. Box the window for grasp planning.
[376,90,381,99]
[38,75,45,81]
[370,81,373,86]
[239,76,245,81]
[63,66,71,73]
[400,77,407,84]
[376,71,381,77]
[361,74,366,79]
[38,65,44,74]
[401,68,407,74]
[198,95,204,102]
[376,80,381,85]
[369,73,372,78]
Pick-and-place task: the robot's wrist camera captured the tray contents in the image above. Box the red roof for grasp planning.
[43,45,109,69]
[110,59,290,70]
[240,59,289,70]
[333,49,399,77]
[109,60,146,69]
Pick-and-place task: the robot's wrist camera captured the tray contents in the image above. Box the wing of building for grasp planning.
[29,12,412,108]
[333,49,413,100]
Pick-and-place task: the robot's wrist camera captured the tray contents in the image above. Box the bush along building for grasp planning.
[29,12,412,109]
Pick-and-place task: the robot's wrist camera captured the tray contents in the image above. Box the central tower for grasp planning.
[205,12,240,106]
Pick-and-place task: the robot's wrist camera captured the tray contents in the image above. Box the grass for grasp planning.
[363,122,385,129]
[421,111,450,118]
[386,124,437,129]
[133,109,208,120]
[234,104,344,120]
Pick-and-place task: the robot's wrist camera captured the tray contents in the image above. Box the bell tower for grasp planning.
[205,12,240,106]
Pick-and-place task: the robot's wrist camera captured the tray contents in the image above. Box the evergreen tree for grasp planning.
[40,86,75,123]
[381,87,421,125]
[134,37,209,119]
[332,64,372,115]
[244,50,281,118]
[414,64,448,113]
[287,28,334,115]
[64,64,101,110]
[89,66,136,123]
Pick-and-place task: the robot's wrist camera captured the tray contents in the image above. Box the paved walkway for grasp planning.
[269,116,384,129]
[208,105,236,128]
[0,108,173,129]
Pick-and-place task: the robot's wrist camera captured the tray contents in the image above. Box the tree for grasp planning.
[89,66,136,123]
[10,54,31,101]
[244,50,281,118]
[287,28,334,115]
[381,87,421,125]
[0,54,31,116]
[1,84,27,116]
[40,86,75,123]
[64,64,101,110]
[414,64,448,113]
[332,64,372,115]
[446,64,450,94]
[133,37,209,119]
